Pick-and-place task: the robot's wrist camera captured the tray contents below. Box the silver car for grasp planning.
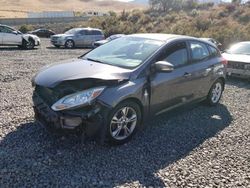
[0,24,40,49]
[51,28,104,49]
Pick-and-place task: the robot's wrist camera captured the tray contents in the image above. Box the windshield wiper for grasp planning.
[86,58,104,64]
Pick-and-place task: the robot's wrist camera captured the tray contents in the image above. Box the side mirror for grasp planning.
[154,61,174,73]
[12,31,18,35]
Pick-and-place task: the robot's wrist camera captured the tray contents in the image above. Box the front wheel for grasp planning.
[107,101,142,145]
[206,79,224,106]
[65,40,75,49]
[23,39,35,49]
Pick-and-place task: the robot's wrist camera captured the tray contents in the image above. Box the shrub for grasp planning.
[19,25,34,33]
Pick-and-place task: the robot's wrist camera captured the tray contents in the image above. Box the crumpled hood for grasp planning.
[23,33,39,40]
[34,58,131,88]
[222,53,250,64]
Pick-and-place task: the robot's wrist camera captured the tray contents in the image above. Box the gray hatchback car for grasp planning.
[33,34,227,144]
[51,27,104,48]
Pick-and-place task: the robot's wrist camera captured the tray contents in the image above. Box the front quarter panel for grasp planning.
[98,78,147,108]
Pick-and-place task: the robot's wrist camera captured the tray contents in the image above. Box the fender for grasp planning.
[22,34,36,42]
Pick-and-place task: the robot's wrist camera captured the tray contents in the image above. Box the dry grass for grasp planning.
[0,0,145,18]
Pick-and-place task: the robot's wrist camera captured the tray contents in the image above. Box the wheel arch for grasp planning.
[114,97,144,121]
[216,77,226,90]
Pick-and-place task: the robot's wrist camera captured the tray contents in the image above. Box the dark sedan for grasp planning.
[29,29,55,38]
[32,34,227,145]
[222,42,250,78]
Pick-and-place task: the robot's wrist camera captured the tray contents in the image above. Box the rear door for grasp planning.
[186,40,214,98]
[93,30,104,42]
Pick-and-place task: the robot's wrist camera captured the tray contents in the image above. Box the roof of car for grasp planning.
[129,33,196,42]
[73,27,102,31]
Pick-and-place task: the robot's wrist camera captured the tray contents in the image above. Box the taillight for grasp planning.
[221,58,228,66]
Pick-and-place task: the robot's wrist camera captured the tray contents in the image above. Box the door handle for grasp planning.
[183,72,192,77]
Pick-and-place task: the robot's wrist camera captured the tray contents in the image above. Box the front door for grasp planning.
[150,41,196,115]
[2,26,22,45]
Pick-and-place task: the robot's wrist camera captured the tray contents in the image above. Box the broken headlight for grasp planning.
[51,87,105,111]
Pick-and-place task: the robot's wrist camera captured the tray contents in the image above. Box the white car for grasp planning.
[222,42,250,78]
[0,24,40,49]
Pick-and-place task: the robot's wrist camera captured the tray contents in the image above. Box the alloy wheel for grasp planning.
[211,82,222,103]
[110,107,137,141]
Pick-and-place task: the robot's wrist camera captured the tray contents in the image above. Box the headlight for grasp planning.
[51,87,105,111]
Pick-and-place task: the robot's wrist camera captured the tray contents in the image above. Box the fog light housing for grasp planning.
[62,117,82,129]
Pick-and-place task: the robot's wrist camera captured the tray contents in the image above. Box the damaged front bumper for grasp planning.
[32,93,107,137]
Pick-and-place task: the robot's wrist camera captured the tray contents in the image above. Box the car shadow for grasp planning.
[0,47,38,51]
[226,77,250,89]
[0,103,232,187]
[46,46,93,50]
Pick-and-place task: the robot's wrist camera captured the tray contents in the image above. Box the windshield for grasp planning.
[83,36,164,69]
[227,43,250,55]
[65,28,79,35]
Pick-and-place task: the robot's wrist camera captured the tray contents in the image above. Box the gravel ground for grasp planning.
[0,39,249,187]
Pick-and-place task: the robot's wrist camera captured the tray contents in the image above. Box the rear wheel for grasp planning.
[206,79,224,106]
[65,40,75,49]
[107,101,142,145]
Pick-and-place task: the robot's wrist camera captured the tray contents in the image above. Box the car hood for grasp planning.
[34,58,131,88]
[222,53,250,64]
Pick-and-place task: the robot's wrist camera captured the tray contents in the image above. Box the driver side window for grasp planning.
[159,42,188,68]
[1,26,14,33]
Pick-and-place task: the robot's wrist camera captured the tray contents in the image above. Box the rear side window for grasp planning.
[159,42,188,67]
[208,45,220,57]
[84,30,92,35]
[190,41,209,61]
[93,30,102,35]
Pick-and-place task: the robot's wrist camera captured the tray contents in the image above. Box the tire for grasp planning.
[106,101,142,145]
[206,79,224,106]
[65,39,75,49]
[23,38,35,50]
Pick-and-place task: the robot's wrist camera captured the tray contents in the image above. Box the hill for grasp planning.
[86,3,250,48]
[0,0,145,18]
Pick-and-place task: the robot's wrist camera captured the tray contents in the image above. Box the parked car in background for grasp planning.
[201,38,222,51]
[93,34,125,48]
[0,24,40,49]
[33,34,227,145]
[29,29,55,38]
[50,28,104,49]
[222,41,250,78]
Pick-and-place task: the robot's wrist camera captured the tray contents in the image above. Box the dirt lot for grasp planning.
[0,39,249,187]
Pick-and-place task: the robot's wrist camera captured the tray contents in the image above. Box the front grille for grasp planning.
[33,93,61,129]
[35,85,58,106]
[227,61,246,70]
